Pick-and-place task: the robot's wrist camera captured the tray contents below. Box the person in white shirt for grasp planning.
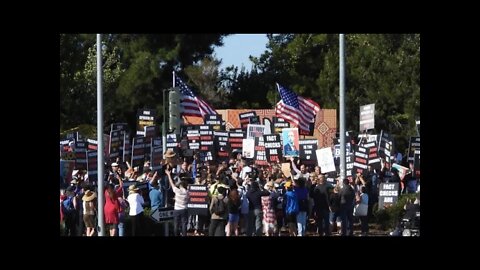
[166,168,189,236]
[127,185,144,236]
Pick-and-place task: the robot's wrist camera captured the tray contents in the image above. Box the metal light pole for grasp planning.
[339,34,346,186]
[96,34,105,236]
[162,89,167,154]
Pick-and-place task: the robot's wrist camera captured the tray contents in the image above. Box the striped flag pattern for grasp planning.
[175,74,217,117]
[275,83,320,132]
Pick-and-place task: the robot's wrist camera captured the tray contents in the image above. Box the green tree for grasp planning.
[60,34,228,134]
[225,33,420,153]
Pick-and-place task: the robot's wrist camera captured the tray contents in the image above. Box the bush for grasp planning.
[373,193,418,230]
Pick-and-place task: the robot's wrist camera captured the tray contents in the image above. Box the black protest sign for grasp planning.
[353,145,368,176]
[379,183,399,209]
[166,133,179,154]
[187,185,209,216]
[230,128,243,133]
[152,137,162,147]
[264,134,282,163]
[144,125,157,140]
[204,114,224,131]
[333,143,352,167]
[228,131,244,152]
[109,130,122,161]
[333,143,352,158]
[87,139,97,151]
[254,136,268,166]
[378,131,393,170]
[111,123,128,133]
[199,125,213,137]
[136,109,156,136]
[337,153,354,179]
[346,153,354,178]
[363,141,381,172]
[181,124,199,138]
[214,131,230,162]
[299,139,318,165]
[198,126,215,161]
[74,141,87,170]
[414,150,420,178]
[151,146,163,173]
[250,115,260,125]
[143,126,156,161]
[131,136,145,168]
[187,130,201,150]
[273,117,290,134]
[87,150,98,183]
[123,133,131,163]
[239,111,257,130]
[408,137,420,162]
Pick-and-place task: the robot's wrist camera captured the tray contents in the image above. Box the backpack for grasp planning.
[212,196,226,215]
[62,196,75,215]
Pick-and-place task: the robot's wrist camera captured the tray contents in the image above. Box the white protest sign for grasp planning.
[242,138,255,158]
[316,147,336,173]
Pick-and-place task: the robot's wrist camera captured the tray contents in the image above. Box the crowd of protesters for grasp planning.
[60,143,419,237]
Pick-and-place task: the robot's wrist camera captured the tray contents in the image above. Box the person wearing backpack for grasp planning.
[209,186,228,236]
[62,186,78,236]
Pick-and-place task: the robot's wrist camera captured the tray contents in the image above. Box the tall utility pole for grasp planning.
[96,34,105,236]
[339,34,346,185]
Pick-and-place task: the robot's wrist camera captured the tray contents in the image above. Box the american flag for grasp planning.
[175,74,217,117]
[275,83,320,132]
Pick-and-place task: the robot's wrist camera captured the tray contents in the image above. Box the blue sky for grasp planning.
[213,34,269,72]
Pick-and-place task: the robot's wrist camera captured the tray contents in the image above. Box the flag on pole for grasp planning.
[275,83,320,132]
[174,74,217,117]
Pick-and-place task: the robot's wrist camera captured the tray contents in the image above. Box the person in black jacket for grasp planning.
[313,174,331,236]
[329,186,342,234]
[339,178,355,236]
[246,181,270,236]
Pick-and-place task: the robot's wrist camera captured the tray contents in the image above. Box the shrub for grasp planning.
[373,193,418,230]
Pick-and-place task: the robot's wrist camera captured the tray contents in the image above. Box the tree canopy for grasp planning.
[60,33,419,152]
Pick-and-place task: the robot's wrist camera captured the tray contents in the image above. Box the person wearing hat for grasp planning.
[82,190,97,237]
[127,184,145,236]
[164,149,179,166]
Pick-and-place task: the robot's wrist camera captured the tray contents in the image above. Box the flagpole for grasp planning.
[96,34,105,236]
[274,84,277,109]
[339,34,347,186]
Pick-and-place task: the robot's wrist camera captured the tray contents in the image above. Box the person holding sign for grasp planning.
[283,129,299,157]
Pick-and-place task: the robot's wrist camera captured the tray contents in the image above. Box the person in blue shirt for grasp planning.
[149,180,163,212]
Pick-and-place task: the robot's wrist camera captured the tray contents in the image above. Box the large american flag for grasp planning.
[175,74,217,117]
[275,83,320,132]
